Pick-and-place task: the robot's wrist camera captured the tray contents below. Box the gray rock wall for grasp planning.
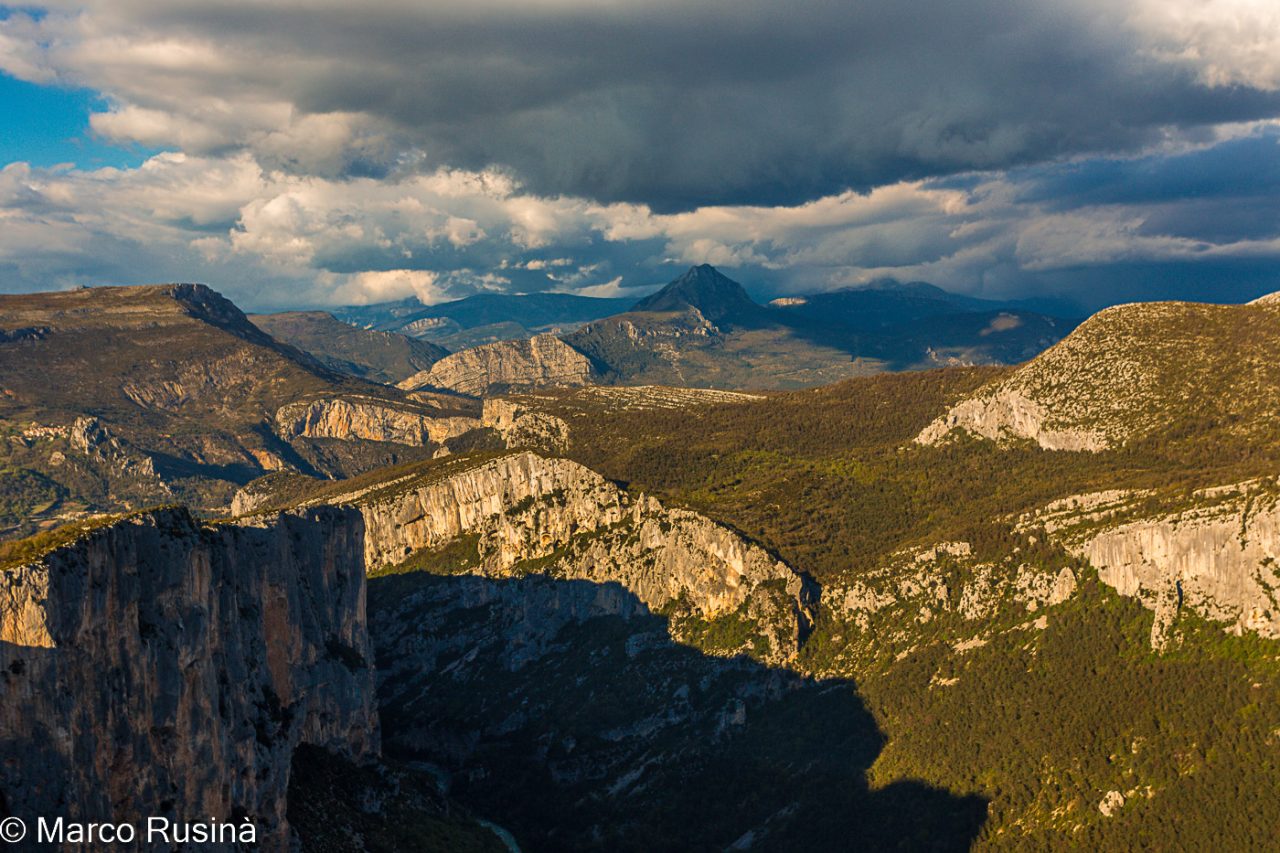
[0,507,378,851]
[274,396,478,446]
[1023,484,1280,648]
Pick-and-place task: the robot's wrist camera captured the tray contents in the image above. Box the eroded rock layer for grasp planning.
[274,396,479,446]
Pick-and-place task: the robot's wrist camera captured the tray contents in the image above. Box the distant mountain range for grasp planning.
[333,292,634,351]
[555,265,1077,391]
[310,265,1080,394]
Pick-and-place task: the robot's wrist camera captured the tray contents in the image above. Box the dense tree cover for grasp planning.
[216,366,1280,848]
[860,581,1280,849]
[370,573,988,853]
[528,367,1280,584]
[287,744,505,852]
[513,368,1280,849]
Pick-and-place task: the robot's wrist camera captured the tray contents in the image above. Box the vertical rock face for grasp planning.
[0,449,816,848]
[0,507,378,851]
[351,454,624,567]
[1080,507,1280,647]
[481,397,571,453]
[318,452,815,663]
[1022,483,1280,648]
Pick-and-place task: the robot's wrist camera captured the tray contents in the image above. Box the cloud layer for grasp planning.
[8,0,1280,209]
[1,1,1278,309]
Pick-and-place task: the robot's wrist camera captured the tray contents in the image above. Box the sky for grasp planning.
[1,1,1279,312]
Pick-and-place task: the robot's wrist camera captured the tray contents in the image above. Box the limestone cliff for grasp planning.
[274,396,479,446]
[1021,482,1280,649]
[915,388,1107,451]
[68,415,172,485]
[299,452,815,663]
[397,334,594,397]
[0,507,378,851]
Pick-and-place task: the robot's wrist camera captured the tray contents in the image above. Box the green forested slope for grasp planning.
[498,362,1280,849]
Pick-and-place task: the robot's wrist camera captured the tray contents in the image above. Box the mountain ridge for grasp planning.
[0,283,484,533]
[249,310,449,384]
[631,263,766,326]
[918,298,1280,451]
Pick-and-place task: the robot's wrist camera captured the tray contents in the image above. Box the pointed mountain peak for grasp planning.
[632,265,760,324]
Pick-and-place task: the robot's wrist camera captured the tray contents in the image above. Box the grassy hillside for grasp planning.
[512,364,1275,581]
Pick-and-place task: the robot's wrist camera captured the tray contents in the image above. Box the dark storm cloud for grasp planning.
[1013,130,1280,208]
[1030,259,1280,309]
[42,0,1280,211]
[3,1,1279,310]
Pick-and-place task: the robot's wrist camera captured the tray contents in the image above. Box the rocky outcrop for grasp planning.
[1022,483,1280,649]
[68,415,169,485]
[306,452,814,663]
[0,326,49,343]
[565,384,764,411]
[0,507,378,851]
[916,388,1107,451]
[274,396,479,446]
[829,540,1077,631]
[1080,506,1280,649]
[481,397,570,453]
[398,334,594,397]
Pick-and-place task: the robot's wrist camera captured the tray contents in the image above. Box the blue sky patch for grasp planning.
[0,72,159,170]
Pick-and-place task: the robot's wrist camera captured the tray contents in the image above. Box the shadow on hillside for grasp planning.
[368,571,987,853]
[149,450,264,484]
[739,302,1080,371]
[0,643,87,835]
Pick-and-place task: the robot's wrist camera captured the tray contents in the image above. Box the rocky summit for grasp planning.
[917,298,1280,451]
